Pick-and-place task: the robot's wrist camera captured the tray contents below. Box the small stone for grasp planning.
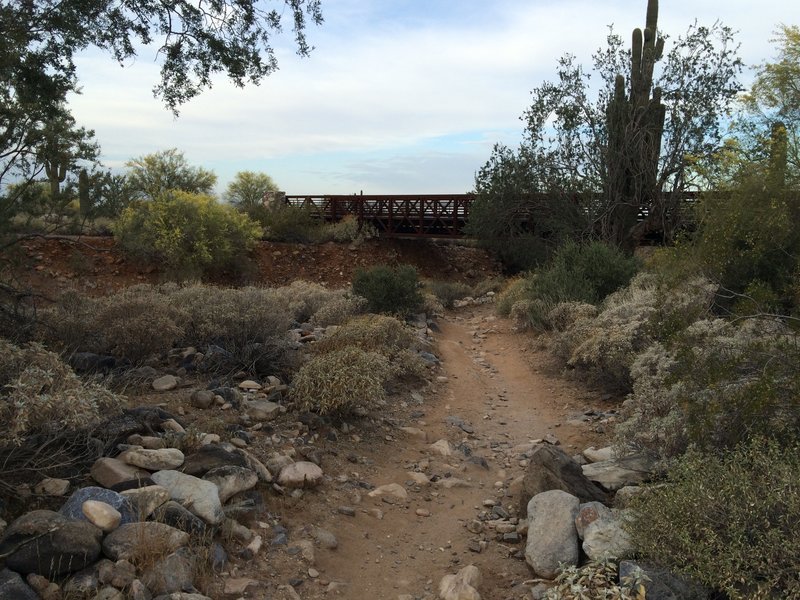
[119,448,185,471]
[278,462,323,488]
[308,568,319,578]
[120,485,170,519]
[82,500,122,532]
[429,439,453,456]
[312,527,338,549]
[439,564,481,600]
[152,375,178,391]
[34,478,70,497]
[190,390,216,409]
[337,506,356,516]
[415,508,430,517]
[368,483,408,500]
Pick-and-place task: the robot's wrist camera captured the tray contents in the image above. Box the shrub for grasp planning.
[271,280,341,323]
[311,294,367,327]
[616,317,800,458]
[544,558,647,600]
[0,338,124,443]
[318,215,378,244]
[627,438,800,599]
[425,280,473,309]
[351,264,422,315]
[262,204,321,243]
[114,191,261,279]
[289,346,391,415]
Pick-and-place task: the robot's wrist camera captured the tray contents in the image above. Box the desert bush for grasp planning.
[351,264,422,316]
[0,338,124,443]
[289,346,392,415]
[420,292,445,317]
[114,190,261,279]
[311,294,367,327]
[495,277,535,317]
[318,215,378,244]
[271,280,341,323]
[616,317,800,458]
[544,558,647,600]
[262,204,321,243]
[627,438,800,599]
[166,285,293,374]
[554,274,716,390]
[425,280,473,309]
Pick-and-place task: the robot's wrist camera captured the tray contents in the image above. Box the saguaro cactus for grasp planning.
[44,149,68,201]
[605,0,667,248]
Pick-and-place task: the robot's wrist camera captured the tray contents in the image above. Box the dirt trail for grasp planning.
[279,304,609,600]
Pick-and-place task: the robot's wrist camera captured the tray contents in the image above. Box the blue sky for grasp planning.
[67,0,797,195]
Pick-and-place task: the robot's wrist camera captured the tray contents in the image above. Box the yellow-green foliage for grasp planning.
[319,215,378,244]
[0,339,124,442]
[262,204,321,242]
[544,559,646,600]
[351,264,422,316]
[425,280,473,309]
[311,294,367,327]
[289,346,391,415]
[627,438,800,599]
[114,190,261,279]
[271,280,343,323]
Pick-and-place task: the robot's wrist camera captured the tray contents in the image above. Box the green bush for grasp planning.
[311,294,367,327]
[318,215,378,244]
[114,190,261,279]
[627,438,800,599]
[0,339,124,443]
[289,346,391,415]
[262,204,322,243]
[271,280,342,323]
[351,264,423,316]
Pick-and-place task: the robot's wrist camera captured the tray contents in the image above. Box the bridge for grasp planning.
[284,194,474,238]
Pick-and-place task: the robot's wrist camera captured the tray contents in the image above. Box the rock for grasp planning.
[278,461,323,488]
[152,594,211,600]
[202,466,258,503]
[238,379,262,391]
[224,577,259,595]
[82,501,122,532]
[0,568,39,600]
[582,510,635,561]
[152,375,178,391]
[129,435,166,450]
[407,472,430,486]
[210,386,241,407]
[430,439,453,456]
[107,559,137,589]
[69,352,116,374]
[34,478,70,497]
[181,445,248,477]
[141,548,195,596]
[581,454,656,491]
[518,443,606,516]
[312,527,338,549]
[102,522,189,561]
[399,426,428,441]
[0,510,102,576]
[120,448,185,471]
[619,561,709,600]
[210,541,227,572]
[189,390,215,409]
[437,478,473,489]
[93,587,125,600]
[266,453,295,475]
[244,399,279,421]
[153,502,208,537]
[368,483,408,500]
[59,487,136,526]
[582,446,614,463]
[120,486,171,518]
[91,457,151,489]
[614,485,645,507]
[574,502,612,539]
[63,565,100,596]
[233,448,273,482]
[129,579,152,600]
[524,490,580,579]
[438,564,481,600]
[151,470,223,525]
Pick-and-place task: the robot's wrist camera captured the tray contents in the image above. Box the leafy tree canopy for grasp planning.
[224,170,279,209]
[126,148,217,199]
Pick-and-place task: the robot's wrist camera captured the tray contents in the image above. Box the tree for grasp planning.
[126,148,217,199]
[469,0,742,265]
[223,170,280,223]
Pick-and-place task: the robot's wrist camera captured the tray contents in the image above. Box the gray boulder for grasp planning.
[151,470,223,525]
[0,510,102,576]
[181,445,247,477]
[524,490,580,579]
[518,443,607,516]
[202,466,258,503]
[582,454,656,491]
[582,509,635,560]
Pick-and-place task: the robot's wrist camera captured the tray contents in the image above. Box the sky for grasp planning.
[67,0,797,196]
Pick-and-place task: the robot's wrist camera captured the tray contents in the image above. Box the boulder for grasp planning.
[582,509,635,560]
[277,461,323,488]
[91,457,151,489]
[181,445,248,477]
[152,375,178,391]
[574,501,612,539]
[438,564,481,600]
[518,444,607,516]
[102,522,189,561]
[120,485,171,518]
[0,568,39,600]
[151,470,223,525]
[0,510,102,576]
[120,448,185,471]
[524,490,580,579]
[581,454,656,491]
[244,399,279,421]
[59,487,136,526]
[202,466,258,503]
[152,501,208,537]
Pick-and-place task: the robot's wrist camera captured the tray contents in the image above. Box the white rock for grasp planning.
[439,564,481,600]
[525,490,580,579]
[151,470,224,525]
[119,448,185,471]
[430,439,453,457]
[238,380,262,391]
[82,500,122,532]
[582,446,614,463]
[277,461,324,488]
[367,483,408,500]
[582,509,635,560]
[152,375,178,391]
[34,478,70,496]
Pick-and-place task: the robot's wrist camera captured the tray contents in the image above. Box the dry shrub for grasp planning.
[271,280,342,323]
[496,277,533,317]
[319,215,378,243]
[289,347,391,415]
[553,274,716,390]
[0,338,124,443]
[311,294,367,327]
[617,317,800,459]
[420,292,445,317]
[546,301,598,332]
[315,314,418,357]
[544,558,646,600]
[425,280,472,309]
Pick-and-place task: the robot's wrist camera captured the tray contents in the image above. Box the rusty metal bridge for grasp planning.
[284,194,474,238]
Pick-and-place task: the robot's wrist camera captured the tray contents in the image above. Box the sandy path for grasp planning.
[287,304,608,599]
